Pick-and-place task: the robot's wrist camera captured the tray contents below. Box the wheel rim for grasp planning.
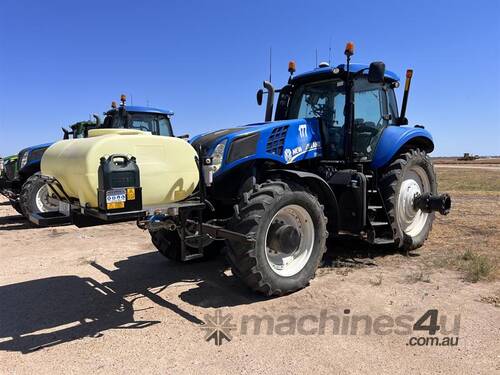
[264,204,314,277]
[397,165,431,237]
[35,184,58,213]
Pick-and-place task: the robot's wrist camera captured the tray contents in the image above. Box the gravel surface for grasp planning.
[0,196,498,374]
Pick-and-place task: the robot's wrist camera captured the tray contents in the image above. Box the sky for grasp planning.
[0,0,499,156]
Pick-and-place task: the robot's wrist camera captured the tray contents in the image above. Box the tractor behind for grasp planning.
[1,99,175,220]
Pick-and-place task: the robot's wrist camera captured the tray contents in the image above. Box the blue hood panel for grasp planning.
[192,119,323,175]
[20,142,54,155]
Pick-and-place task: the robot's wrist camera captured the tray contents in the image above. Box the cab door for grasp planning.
[351,80,389,162]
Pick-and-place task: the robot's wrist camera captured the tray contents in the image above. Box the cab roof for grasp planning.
[107,106,174,116]
[291,63,400,85]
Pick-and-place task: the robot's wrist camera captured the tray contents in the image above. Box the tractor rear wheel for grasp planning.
[19,173,59,218]
[226,180,328,296]
[379,149,437,250]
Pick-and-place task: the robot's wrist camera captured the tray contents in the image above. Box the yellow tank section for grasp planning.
[41,129,199,208]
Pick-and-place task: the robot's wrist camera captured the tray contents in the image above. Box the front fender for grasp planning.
[266,169,339,234]
[371,126,434,169]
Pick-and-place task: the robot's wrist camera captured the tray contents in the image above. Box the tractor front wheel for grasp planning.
[226,180,328,296]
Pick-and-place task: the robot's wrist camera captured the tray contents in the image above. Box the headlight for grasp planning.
[20,151,29,168]
[210,139,227,171]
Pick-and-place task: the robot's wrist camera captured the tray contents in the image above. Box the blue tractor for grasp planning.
[2,101,174,219]
[38,43,451,296]
[149,43,451,295]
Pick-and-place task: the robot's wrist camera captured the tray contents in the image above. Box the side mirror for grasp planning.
[368,61,385,83]
[256,89,263,106]
[62,127,70,140]
[92,113,101,127]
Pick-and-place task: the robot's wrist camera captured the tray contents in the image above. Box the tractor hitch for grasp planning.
[413,192,451,215]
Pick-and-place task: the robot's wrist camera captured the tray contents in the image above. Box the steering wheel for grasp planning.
[134,125,150,132]
[355,121,379,136]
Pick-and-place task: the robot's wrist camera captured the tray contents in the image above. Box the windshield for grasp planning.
[288,79,346,128]
[110,112,173,136]
[287,78,387,160]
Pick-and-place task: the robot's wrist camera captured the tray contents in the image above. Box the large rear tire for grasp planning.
[226,180,328,296]
[379,149,437,250]
[19,173,58,218]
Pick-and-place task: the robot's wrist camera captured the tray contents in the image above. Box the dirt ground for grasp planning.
[0,166,499,374]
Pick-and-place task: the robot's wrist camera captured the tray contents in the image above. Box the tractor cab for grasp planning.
[282,65,399,162]
[62,119,98,139]
[102,95,174,137]
[267,47,404,165]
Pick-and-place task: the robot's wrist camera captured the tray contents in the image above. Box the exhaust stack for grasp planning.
[263,80,275,122]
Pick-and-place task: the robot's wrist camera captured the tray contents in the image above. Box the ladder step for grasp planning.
[368,205,383,210]
[370,221,389,227]
[183,253,204,261]
[372,238,394,245]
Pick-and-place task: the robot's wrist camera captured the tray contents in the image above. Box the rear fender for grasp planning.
[371,126,434,169]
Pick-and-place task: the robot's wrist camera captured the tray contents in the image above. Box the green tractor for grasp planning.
[0,155,20,213]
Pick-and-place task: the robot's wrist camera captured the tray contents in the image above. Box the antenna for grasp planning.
[269,47,272,82]
[130,94,133,105]
[328,37,332,65]
[315,48,318,67]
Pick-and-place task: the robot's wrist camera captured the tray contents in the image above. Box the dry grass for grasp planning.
[416,167,500,282]
[436,168,500,192]
[369,274,383,286]
[404,270,431,284]
[458,250,495,282]
[433,157,500,165]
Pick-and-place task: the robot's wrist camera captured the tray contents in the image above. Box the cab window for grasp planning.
[157,116,173,136]
[387,89,399,120]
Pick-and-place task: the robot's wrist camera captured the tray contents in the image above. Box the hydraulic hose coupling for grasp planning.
[413,192,451,215]
[147,215,177,232]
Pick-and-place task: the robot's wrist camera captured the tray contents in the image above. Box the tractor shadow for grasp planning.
[322,236,420,269]
[0,215,43,231]
[0,251,262,354]
[0,239,413,354]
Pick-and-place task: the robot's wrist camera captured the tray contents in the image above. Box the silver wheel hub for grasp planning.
[397,166,431,237]
[35,184,58,213]
[265,204,314,277]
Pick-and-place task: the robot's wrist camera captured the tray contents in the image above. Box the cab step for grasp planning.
[372,238,394,245]
[370,221,390,227]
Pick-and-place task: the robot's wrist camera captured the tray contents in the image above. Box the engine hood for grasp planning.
[191,118,323,176]
[18,142,54,157]
[190,120,304,154]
